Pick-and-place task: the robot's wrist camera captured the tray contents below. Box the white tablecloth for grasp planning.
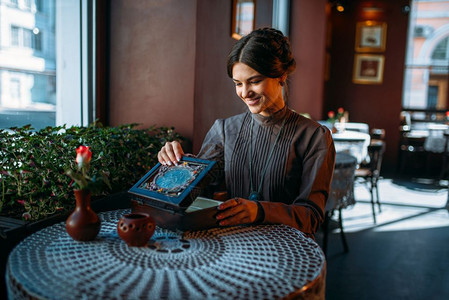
[334,122,369,134]
[424,133,448,153]
[332,130,371,164]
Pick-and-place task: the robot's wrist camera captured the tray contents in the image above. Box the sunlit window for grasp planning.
[9,0,18,8]
[431,36,449,60]
[0,0,96,130]
[10,26,20,46]
[402,0,449,110]
[35,0,42,12]
[10,78,21,100]
[24,0,32,11]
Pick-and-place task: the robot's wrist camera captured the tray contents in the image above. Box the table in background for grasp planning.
[323,153,358,254]
[318,121,369,135]
[6,209,327,300]
[334,122,369,134]
[332,130,371,165]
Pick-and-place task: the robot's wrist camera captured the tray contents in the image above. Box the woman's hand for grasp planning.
[157,141,185,166]
[216,197,259,226]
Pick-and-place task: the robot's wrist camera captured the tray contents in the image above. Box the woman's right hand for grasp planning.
[157,141,185,166]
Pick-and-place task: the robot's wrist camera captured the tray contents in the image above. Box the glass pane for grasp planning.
[25,0,32,10]
[11,26,19,46]
[32,31,42,51]
[10,78,21,99]
[431,36,448,60]
[23,28,32,48]
[35,0,43,12]
[402,1,449,110]
[0,0,56,130]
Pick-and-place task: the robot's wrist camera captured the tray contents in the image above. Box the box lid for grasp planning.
[128,157,216,212]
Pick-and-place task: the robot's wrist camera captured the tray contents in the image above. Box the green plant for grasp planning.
[0,123,182,221]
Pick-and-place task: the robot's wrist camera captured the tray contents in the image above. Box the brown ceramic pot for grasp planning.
[117,213,156,247]
[66,190,101,241]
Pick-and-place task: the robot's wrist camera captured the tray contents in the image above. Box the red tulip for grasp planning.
[76,145,92,168]
[328,111,335,118]
[338,107,344,114]
[22,212,31,221]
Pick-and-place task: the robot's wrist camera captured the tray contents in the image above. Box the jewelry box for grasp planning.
[128,157,221,231]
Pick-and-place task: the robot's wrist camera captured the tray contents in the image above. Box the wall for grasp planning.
[108,0,329,155]
[193,0,274,153]
[289,0,327,119]
[324,0,411,174]
[192,0,243,153]
[109,0,197,141]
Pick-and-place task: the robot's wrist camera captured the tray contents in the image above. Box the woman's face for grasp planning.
[232,62,285,117]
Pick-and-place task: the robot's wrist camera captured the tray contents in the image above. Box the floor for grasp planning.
[316,177,449,300]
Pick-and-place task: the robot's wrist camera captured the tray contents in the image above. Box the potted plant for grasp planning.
[65,145,111,241]
[0,123,183,236]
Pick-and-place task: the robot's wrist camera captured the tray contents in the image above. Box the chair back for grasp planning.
[371,128,385,140]
[367,141,386,177]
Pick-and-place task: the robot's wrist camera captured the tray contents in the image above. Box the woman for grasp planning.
[158,28,335,237]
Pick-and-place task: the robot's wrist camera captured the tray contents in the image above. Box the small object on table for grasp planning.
[128,157,220,231]
[65,189,101,241]
[117,212,155,247]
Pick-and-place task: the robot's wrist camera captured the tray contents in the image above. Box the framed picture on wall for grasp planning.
[231,0,256,40]
[353,54,385,84]
[355,21,387,52]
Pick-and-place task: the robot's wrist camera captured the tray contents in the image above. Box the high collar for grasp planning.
[252,106,289,127]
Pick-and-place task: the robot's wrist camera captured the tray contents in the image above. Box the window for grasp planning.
[32,30,42,51]
[35,0,43,12]
[431,36,449,60]
[11,26,19,46]
[402,0,449,110]
[0,0,97,130]
[22,28,32,48]
[24,0,32,10]
[10,78,21,100]
[10,26,42,51]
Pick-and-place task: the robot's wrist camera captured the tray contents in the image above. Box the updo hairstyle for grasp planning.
[227,27,296,79]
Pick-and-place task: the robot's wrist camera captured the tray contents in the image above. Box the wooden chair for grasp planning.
[397,126,427,175]
[355,139,386,224]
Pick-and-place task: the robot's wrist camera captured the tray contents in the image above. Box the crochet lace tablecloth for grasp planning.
[6,209,326,300]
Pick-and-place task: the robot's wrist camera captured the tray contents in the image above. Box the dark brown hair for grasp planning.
[227,27,296,79]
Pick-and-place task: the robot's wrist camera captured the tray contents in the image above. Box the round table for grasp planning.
[326,152,358,211]
[6,209,326,300]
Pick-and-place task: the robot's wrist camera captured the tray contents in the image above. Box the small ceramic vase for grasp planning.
[66,190,101,241]
[117,213,156,247]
